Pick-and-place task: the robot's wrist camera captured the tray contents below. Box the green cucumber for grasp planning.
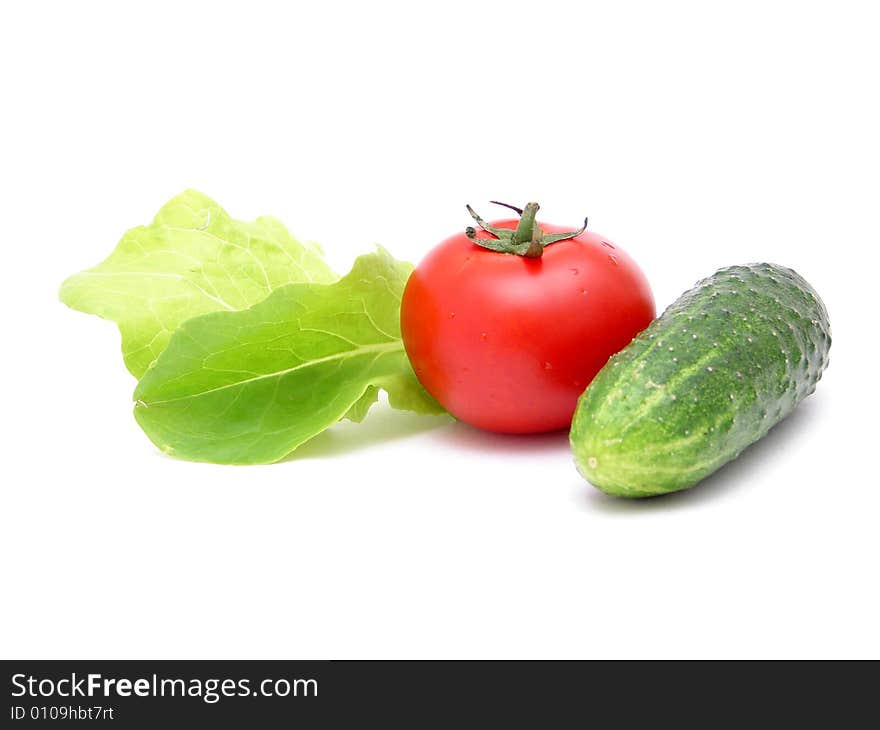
[570,263,830,497]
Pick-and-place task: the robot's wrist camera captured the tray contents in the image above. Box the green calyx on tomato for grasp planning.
[465,201,588,258]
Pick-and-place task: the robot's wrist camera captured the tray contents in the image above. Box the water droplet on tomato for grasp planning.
[569,267,579,275]
[480,332,487,341]
[449,312,456,319]
[544,362,553,370]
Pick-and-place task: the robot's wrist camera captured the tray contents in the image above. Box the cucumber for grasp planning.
[570,263,830,497]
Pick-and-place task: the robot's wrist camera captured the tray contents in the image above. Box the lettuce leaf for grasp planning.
[60,190,336,377]
[133,247,443,464]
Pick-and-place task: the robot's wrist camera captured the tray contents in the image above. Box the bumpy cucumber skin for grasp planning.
[570,263,830,497]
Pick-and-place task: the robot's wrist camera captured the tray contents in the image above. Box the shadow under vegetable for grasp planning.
[284,406,451,461]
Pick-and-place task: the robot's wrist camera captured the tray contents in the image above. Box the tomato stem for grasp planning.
[465,201,588,258]
[512,202,540,245]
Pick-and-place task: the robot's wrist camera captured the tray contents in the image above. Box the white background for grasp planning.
[2,1,877,658]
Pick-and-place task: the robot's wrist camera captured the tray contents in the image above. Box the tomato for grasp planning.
[400,202,655,433]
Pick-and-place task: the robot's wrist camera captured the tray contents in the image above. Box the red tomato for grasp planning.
[401,205,655,433]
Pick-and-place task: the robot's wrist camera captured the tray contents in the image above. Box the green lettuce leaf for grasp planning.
[133,247,443,464]
[343,386,382,423]
[342,372,445,423]
[60,190,336,377]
